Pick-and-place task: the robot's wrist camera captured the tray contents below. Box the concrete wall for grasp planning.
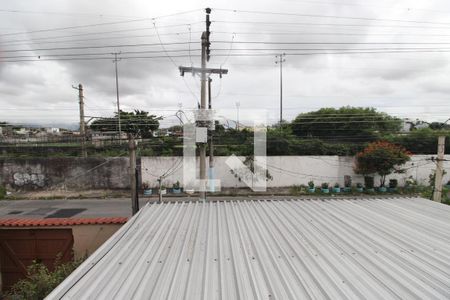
[71,224,123,259]
[141,155,450,188]
[1,156,449,191]
[0,157,130,190]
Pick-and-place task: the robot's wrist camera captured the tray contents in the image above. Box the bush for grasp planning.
[0,185,6,199]
[364,176,374,189]
[6,256,83,300]
[389,179,398,188]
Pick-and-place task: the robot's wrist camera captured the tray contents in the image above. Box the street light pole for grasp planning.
[275,53,286,126]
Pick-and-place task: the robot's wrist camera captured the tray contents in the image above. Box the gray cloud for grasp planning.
[1,0,450,126]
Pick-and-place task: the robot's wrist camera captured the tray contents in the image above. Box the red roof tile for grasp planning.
[0,217,128,227]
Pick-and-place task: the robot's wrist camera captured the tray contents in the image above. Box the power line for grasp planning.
[2,30,204,46]
[7,46,450,60]
[153,21,199,103]
[5,49,450,63]
[213,20,450,30]
[214,30,450,38]
[1,42,195,53]
[212,8,450,26]
[0,9,202,37]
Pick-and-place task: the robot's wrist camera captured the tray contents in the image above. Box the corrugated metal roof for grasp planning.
[0,217,128,227]
[47,197,450,300]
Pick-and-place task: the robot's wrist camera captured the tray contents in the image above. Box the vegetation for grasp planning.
[290,106,402,142]
[355,141,411,187]
[0,185,6,199]
[90,109,162,138]
[6,257,83,300]
[3,107,450,158]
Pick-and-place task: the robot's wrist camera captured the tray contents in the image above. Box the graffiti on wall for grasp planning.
[13,173,46,187]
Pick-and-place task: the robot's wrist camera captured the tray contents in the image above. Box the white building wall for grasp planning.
[141,155,450,188]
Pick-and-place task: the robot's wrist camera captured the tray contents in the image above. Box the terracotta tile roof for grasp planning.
[0,217,128,227]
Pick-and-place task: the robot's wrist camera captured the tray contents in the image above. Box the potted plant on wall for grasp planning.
[388,179,398,192]
[404,176,417,192]
[142,182,152,196]
[321,182,329,194]
[172,181,182,194]
[356,182,364,192]
[308,180,315,193]
[344,175,352,192]
[364,176,375,193]
[333,183,340,193]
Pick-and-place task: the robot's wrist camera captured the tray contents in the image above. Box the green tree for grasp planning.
[291,106,402,142]
[354,141,411,186]
[90,110,162,138]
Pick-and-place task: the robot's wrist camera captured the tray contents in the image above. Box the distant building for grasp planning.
[401,118,429,132]
[45,127,61,135]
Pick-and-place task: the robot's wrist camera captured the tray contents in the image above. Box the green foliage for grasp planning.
[90,110,162,138]
[364,176,374,189]
[291,106,401,141]
[384,128,450,154]
[389,179,398,188]
[428,170,447,187]
[0,185,6,199]
[6,256,83,300]
[355,141,411,186]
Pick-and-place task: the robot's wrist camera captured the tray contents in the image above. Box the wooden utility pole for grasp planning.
[179,8,228,200]
[433,136,446,202]
[73,84,87,158]
[128,134,139,215]
[113,52,122,143]
[275,53,286,125]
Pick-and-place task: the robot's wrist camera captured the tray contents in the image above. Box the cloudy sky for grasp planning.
[1,0,450,128]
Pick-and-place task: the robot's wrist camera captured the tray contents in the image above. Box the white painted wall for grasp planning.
[141,155,450,188]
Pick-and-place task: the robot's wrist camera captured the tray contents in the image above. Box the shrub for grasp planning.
[321,182,329,189]
[355,141,411,187]
[0,185,6,199]
[364,176,374,189]
[308,180,314,188]
[6,256,83,300]
[389,179,398,188]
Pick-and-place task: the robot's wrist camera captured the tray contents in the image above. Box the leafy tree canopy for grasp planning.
[290,106,402,142]
[354,141,411,186]
[90,110,162,138]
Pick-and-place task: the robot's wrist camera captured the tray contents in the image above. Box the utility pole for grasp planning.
[433,136,446,202]
[208,78,215,192]
[179,8,228,200]
[113,52,122,143]
[128,134,139,215]
[236,101,240,130]
[275,53,286,125]
[73,84,87,158]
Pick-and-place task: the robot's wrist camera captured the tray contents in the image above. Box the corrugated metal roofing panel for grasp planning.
[46,197,450,300]
[0,217,128,227]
